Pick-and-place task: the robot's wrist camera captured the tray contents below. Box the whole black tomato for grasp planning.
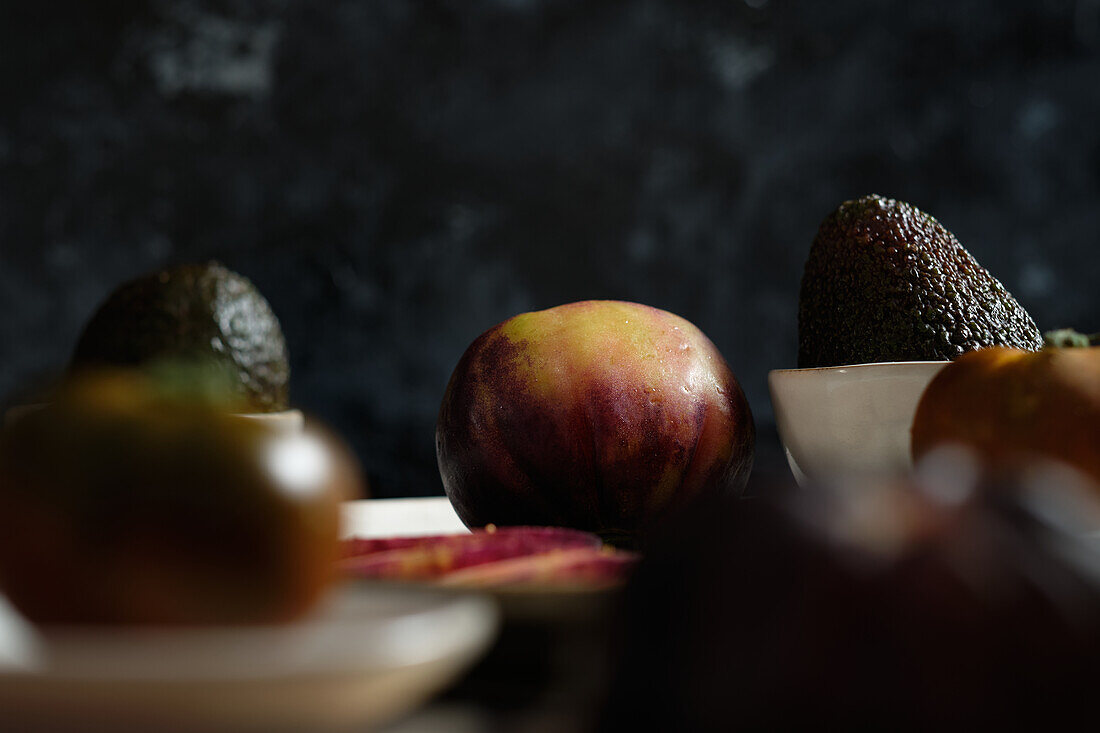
[0,371,360,625]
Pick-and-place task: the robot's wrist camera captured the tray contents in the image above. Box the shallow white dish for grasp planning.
[341,497,468,540]
[768,361,948,485]
[232,409,305,432]
[0,584,498,732]
[5,404,305,432]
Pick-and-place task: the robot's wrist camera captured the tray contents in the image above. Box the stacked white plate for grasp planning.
[0,585,498,732]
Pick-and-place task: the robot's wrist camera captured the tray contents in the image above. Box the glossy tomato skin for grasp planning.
[0,372,359,625]
[911,345,1100,485]
[436,301,754,543]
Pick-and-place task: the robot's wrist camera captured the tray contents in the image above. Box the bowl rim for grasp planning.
[768,360,949,377]
[4,403,304,426]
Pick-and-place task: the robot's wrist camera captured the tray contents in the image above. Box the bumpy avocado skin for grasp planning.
[71,262,290,412]
[798,195,1043,368]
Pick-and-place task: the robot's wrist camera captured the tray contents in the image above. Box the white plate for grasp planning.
[341,497,469,539]
[4,405,305,431]
[0,585,498,732]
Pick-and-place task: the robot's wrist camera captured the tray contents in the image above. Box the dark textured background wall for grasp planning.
[1,0,1098,496]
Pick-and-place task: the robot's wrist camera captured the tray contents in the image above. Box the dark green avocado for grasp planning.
[71,262,290,412]
[798,195,1043,368]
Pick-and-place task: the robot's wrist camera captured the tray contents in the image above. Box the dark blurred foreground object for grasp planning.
[602,450,1100,730]
[798,195,1042,368]
[71,262,290,413]
[0,370,361,625]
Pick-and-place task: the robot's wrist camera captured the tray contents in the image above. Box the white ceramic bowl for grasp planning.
[768,362,948,485]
